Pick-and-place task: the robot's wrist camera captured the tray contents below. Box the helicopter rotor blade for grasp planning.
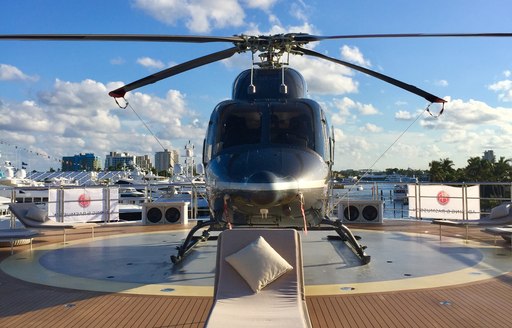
[296,46,446,104]
[109,46,240,98]
[0,34,244,43]
[294,32,512,42]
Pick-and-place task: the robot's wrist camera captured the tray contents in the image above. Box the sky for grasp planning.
[1,0,512,172]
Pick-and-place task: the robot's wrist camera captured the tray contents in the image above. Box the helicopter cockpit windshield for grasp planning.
[212,102,317,155]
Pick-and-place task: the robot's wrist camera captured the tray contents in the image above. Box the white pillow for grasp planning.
[26,206,48,222]
[225,236,293,293]
[490,203,510,219]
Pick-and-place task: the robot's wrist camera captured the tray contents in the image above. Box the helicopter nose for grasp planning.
[247,170,276,184]
[246,171,279,205]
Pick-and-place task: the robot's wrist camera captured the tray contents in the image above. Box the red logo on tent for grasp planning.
[78,193,91,208]
[437,191,450,205]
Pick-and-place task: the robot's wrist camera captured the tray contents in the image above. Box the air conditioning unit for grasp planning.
[337,199,383,224]
[142,201,189,225]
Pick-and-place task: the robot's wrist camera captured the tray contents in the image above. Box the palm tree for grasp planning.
[429,158,456,182]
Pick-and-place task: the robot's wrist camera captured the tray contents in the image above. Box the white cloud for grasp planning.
[242,0,277,11]
[137,57,165,70]
[360,123,382,133]
[133,0,245,33]
[489,79,512,102]
[110,57,125,65]
[0,64,38,81]
[0,78,207,171]
[395,110,414,120]
[435,79,448,87]
[340,45,371,67]
[329,97,379,126]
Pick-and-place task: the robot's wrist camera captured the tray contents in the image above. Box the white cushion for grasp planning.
[490,203,510,219]
[224,236,293,293]
[25,206,48,222]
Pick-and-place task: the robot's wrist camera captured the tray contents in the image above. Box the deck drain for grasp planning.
[160,288,175,292]
[340,287,355,291]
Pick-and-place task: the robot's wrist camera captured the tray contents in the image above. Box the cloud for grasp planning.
[488,79,512,102]
[435,79,448,87]
[340,45,371,67]
[360,123,383,133]
[133,0,246,33]
[329,96,379,126]
[242,0,277,11]
[0,78,207,171]
[0,64,38,81]
[137,57,165,70]
[395,109,424,121]
[110,57,125,65]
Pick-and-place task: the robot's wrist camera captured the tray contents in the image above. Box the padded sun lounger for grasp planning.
[482,226,512,244]
[205,229,311,328]
[432,202,512,239]
[0,228,39,254]
[8,203,98,242]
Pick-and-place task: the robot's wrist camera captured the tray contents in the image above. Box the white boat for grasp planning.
[0,160,44,187]
[393,184,409,204]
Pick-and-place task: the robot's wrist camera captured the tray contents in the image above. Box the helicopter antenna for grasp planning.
[280,52,288,94]
[248,51,256,94]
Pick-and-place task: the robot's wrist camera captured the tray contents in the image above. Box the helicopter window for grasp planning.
[270,108,314,150]
[218,110,261,151]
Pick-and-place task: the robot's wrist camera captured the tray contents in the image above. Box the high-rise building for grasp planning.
[136,155,153,171]
[154,149,179,174]
[483,150,495,162]
[61,153,101,171]
[104,152,136,170]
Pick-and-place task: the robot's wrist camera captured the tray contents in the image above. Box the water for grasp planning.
[332,183,410,220]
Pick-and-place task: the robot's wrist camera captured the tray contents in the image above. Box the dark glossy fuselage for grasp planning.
[202,68,333,227]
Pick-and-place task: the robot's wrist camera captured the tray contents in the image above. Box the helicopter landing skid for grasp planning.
[316,217,371,265]
[171,218,370,265]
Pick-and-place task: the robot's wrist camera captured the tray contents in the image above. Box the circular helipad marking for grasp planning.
[1,229,511,296]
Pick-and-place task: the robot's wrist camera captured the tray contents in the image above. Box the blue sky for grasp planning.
[1,0,512,172]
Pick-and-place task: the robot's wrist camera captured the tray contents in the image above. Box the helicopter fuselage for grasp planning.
[202,67,334,227]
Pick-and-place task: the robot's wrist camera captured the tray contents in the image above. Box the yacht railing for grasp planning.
[330,181,512,220]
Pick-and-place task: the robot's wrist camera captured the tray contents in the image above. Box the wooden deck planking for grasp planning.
[2,221,512,327]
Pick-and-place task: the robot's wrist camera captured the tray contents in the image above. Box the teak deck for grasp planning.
[1,221,512,328]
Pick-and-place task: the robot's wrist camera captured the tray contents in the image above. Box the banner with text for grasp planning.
[408,184,480,220]
[48,187,119,222]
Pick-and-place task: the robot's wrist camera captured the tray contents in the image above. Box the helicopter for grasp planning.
[2,32,509,264]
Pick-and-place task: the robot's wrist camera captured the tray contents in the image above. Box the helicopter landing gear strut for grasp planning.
[170,219,221,265]
[171,217,370,265]
[320,217,371,264]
